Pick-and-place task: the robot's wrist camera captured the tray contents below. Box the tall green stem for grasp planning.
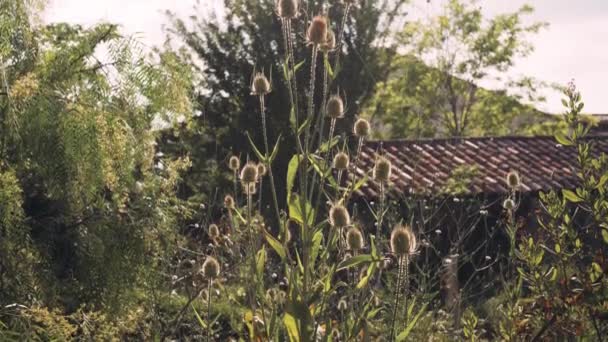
[259,95,282,230]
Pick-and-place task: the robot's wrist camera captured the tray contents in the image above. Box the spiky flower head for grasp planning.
[326,94,344,118]
[333,152,349,170]
[229,156,240,171]
[329,203,350,228]
[208,224,220,239]
[503,198,515,211]
[307,15,328,46]
[224,194,235,209]
[257,163,267,177]
[240,163,259,184]
[346,227,364,251]
[277,0,298,19]
[320,29,336,53]
[202,256,220,278]
[373,156,391,184]
[353,118,371,137]
[252,72,271,95]
[390,225,417,256]
[506,171,520,189]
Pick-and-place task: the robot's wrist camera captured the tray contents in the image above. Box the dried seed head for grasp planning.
[346,227,364,251]
[224,194,235,209]
[503,198,515,211]
[257,163,267,177]
[202,256,220,278]
[326,95,344,118]
[320,29,336,53]
[333,152,349,170]
[208,224,220,239]
[307,16,328,46]
[390,225,417,256]
[506,171,520,189]
[240,163,259,184]
[252,72,271,95]
[329,203,350,227]
[277,0,298,19]
[229,156,240,171]
[354,118,371,137]
[373,156,391,184]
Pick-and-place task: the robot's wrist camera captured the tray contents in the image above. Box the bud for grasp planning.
[208,224,220,239]
[329,203,350,228]
[257,163,267,177]
[503,198,515,211]
[240,163,259,184]
[333,152,349,170]
[202,256,220,278]
[390,225,417,256]
[346,227,364,251]
[353,118,370,137]
[319,29,336,53]
[224,194,235,209]
[277,0,298,19]
[229,156,240,171]
[307,16,328,46]
[506,171,520,189]
[252,72,271,95]
[326,95,344,118]
[373,156,391,184]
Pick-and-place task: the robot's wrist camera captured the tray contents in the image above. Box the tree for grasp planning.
[364,0,551,139]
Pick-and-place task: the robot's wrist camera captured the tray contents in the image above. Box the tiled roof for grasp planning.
[351,136,608,199]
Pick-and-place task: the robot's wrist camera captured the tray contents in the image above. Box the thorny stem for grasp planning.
[259,95,283,230]
[389,255,405,342]
[246,188,258,338]
[206,279,212,342]
[233,170,238,206]
[377,183,386,248]
[334,4,351,71]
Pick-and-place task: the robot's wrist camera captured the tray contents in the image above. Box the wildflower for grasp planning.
[329,203,350,227]
[202,256,220,278]
[320,29,336,53]
[224,194,235,209]
[257,163,267,177]
[346,227,364,251]
[503,198,515,211]
[390,225,417,256]
[506,171,520,189]
[326,94,344,118]
[333,152,349,170]
[229,156,240,171]
[240,163,259,184]
[353,118,371,137]
[337,298,348,311]
[276,0,298,19]
[208,224,220,239]
[251,72,271,95]
[307,15,328,46]
[373,155,391,184]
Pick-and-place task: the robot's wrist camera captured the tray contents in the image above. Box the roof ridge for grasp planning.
[365,135,608,145]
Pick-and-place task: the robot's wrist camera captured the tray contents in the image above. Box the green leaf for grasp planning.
[602,228,608,244]
[310,230,323,269]
[191,304,207,329]
[256,247,267,277]
[356,259,377,289]
[554,132,572,146]
[323,54,334,79]
[337,254,373,271]
[246,132,265,161]
[563,189,583,203]
[265,231,287,261]
[286,155,300,202]
[283,313,300,342]
[268,134,282,163]
[288,193,315,226]
[396,303,428,341]
[554,243,561,254]
[294,60,305,73]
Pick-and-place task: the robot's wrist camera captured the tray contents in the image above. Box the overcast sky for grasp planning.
[43,0,608,114]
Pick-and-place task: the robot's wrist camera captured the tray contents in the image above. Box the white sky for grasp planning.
[43,0,608,114]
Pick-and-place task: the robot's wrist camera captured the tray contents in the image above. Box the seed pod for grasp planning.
[240,163,259,184]
[390,225,417,256]
[277,0,298,19]
[320,29,336,53]
[333,152,349,170]
[229,156,240,171]
[202,256,220,278]
[307,15,328,46]
[326,95,344,118]
[208,224,220,239]
[224,195,235,209]
[346,227,364,251]
[506,171,520,189]
[353,118,371,137]
[329,203,350,228]
[503,198,515,210]
[252,72,271,95]
[373,156,391,184]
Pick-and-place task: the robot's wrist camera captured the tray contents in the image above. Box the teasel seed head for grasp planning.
[503,198,515,211]
[252,72,271,95]
[307,15,328,46]
[353,118,371,137]
[390,225,417,256]
[240,163,259,184]
[257,163,267,177]
[208,224,220,239]
[229,156,240,171]
[506,171,520,189]
[202,256,220,278]
[224,194,235,209]
[333,152,349,170]
[346,227,364,251]
[277,0,298,19]
[326,94,344,118]
[329,203,350,228]
[319,29,336,53]
[373,155,392,184]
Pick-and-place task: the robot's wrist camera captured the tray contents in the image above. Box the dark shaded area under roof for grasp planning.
[352,135,608,199]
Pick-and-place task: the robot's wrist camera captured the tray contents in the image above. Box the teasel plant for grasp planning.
[389,224,418,341]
